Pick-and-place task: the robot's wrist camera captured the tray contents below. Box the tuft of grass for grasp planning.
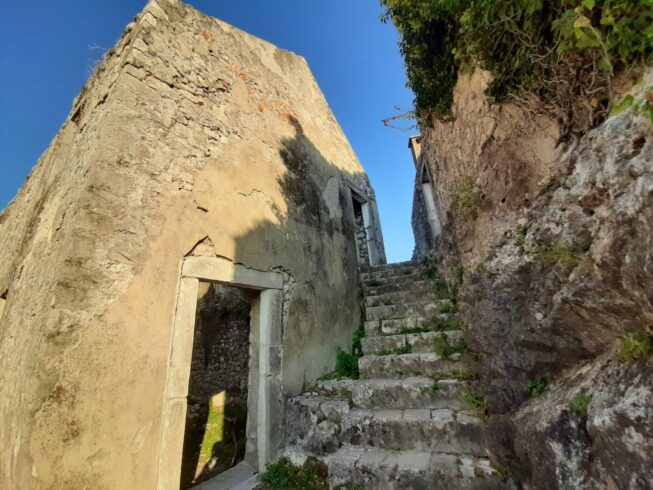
[439,302,459,314]
[525,378,549,397]
[452,179,483,220]
[462,390,488,417]
[515,225,528,251]
[379,344,413,356]
[422,264,439,280]
[569,392,592,416]
[531,243,586,266]
[319,328,365,381]
[428,317,462,332]
[433,333,467,359]
[617,334,653,362]
[258,457,328,489]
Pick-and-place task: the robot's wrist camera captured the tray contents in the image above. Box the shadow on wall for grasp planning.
[227,126,369,390]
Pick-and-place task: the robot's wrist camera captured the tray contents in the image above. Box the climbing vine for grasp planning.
[381,0,653,134]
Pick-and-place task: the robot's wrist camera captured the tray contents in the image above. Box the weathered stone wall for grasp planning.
[190,283,251,407]
[353,206,370,266]
[411,175,433,260]
[0,1,383,488]
[419,68,653,488]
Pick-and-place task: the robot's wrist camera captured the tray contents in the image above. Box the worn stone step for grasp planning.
[340,408,485,454]
[365,289,448,307]
[364,314,460,336]
[363,278,444,297]
[360,265,427,282]
[283,395,351,457]
[327,445,509,490]
[318,377,469,410]
[359,352,462,379]
[359,260,418,273]
[366,301,450,321]
[363,273,440,290]
[361,330,463,355]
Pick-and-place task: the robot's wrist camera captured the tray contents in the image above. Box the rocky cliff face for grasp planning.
[421,68,652,489]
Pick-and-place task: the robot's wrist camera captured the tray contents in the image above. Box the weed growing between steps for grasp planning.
[258,457,328,489]
[433,333,467,359]
[319,327,365,381]
[462,390,488,417]
[429,317,462,331]
[378,345,413,356]
[439,302,459,314]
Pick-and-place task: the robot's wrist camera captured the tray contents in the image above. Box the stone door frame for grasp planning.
[155,256,284,489]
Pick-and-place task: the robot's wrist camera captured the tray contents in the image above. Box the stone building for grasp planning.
[409,135,442,259]
[0,1,385,488]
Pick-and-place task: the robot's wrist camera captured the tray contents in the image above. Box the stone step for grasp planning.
[365,289,448,307]
[359,260,418,273]
[361,330,463,355]
[318,377,469,410]
[340,408,486,454]
[359,353,462,379]
[366,301,449,321]
[363,278,444,297]
[327,445,509,490]
[360,265,427,282]
[364,314,460,336]
[363,273,441,290]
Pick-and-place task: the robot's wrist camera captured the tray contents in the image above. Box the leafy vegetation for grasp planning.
[452,179,483,220]
[617,333,653,362]
[434,333,467,359]
[569,391,592,415]
[258,457,328,489]
[428,317,462,331]
[515,225,529,251]
[381,0,653,133]
[439,302,459,314]
[462,389,488,417]
[319,327,365,380]
[525,378,549,397]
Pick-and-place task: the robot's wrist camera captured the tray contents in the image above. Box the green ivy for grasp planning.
[381,0,653,128]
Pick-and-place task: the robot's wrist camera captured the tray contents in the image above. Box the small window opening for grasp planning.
[179,282,254,489]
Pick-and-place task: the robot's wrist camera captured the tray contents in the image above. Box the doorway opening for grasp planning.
[156,256,284,490]
[179,282,255,488]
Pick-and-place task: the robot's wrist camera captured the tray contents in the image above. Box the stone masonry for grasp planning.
[283,261,514,489]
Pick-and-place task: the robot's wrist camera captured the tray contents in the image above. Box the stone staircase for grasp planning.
[284,261,512,489]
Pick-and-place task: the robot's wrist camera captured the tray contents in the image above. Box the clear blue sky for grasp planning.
[0,0,416,262]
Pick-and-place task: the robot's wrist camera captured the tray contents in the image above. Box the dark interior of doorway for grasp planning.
[180,281,254,489]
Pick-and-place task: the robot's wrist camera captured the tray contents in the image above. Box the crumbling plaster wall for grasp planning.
[420,68,652,488]
[0,1,381,488]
